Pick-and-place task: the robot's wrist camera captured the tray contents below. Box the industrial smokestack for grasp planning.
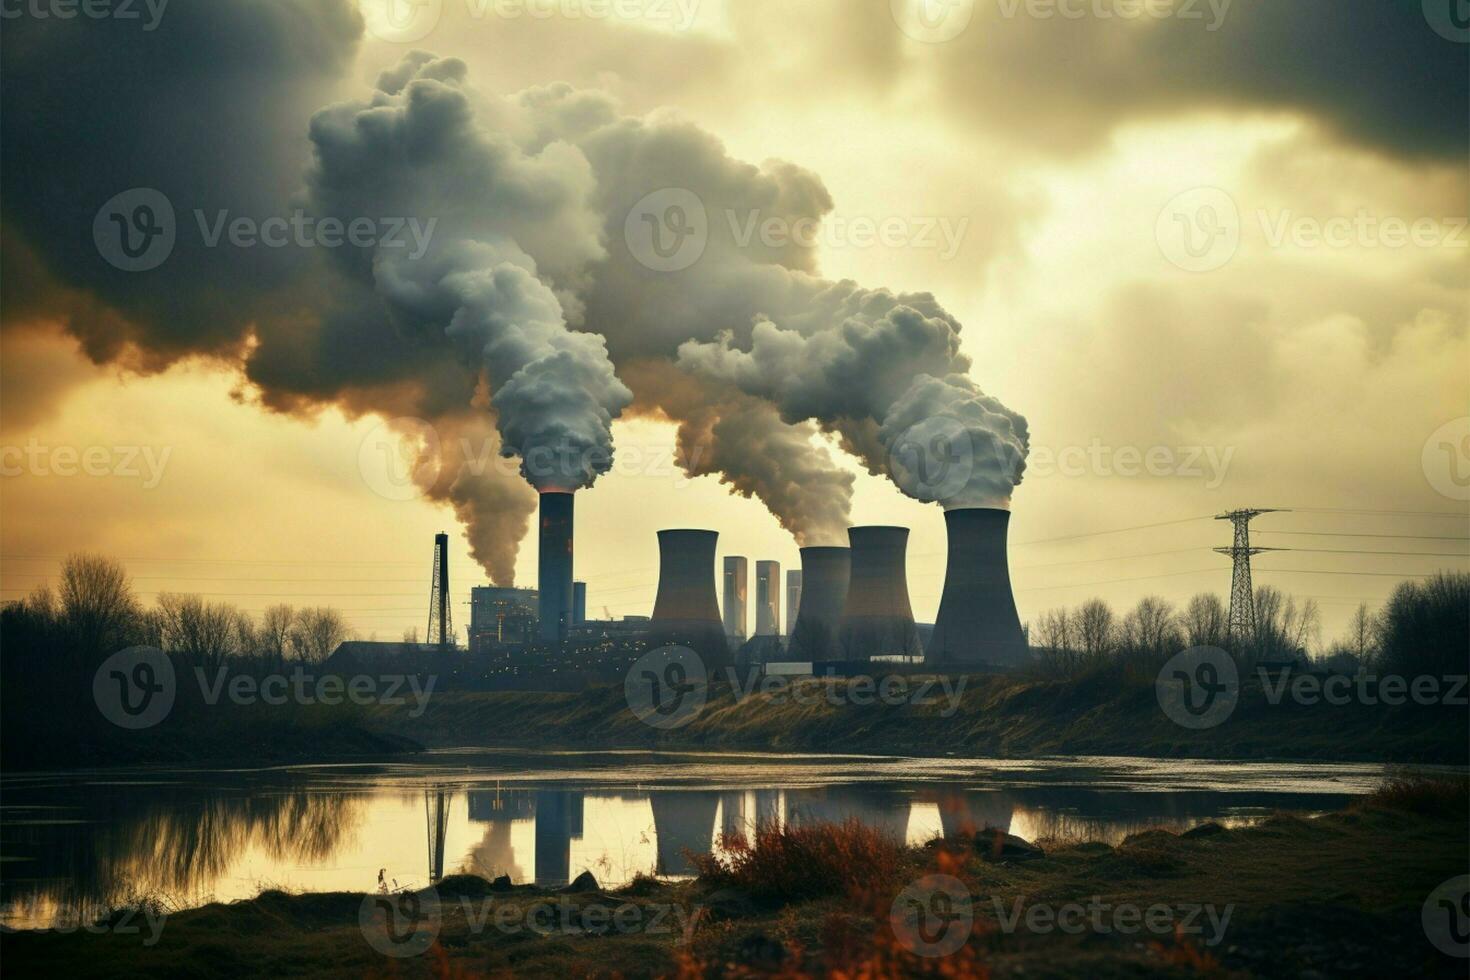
[785,569,802,637]
[787,546,849,662]
[838,526,921,661]
[649,529,728,664]
[723,556,748,642]
[927,507,1027,666]
[755,560,781,636]
[537,492,574,644]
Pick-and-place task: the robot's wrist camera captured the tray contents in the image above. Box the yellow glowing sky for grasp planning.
[2,2,1466,643]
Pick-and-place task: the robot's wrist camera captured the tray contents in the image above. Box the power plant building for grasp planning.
[787,546,850,662]
[785,570,802,637]
[838,526,922,661]
[926,507,1028,666]
[722,556,748,642]
[537,492,575,644]
[648,529,729,664]
[755,560,781,636]
[469,586,539,652]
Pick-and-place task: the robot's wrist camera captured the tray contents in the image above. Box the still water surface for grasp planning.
[0,749,1410,929]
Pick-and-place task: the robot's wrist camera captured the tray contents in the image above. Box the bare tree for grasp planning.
[1075,599,1115,660]
[290,607,348,664]
[1121,596,1180,659]
[258,604,296,663]
[57,553,141,665]
[1254,586,1318,661]
[156,593,244,668]
[1179,593,1228,649]
[1347,603,1378,666]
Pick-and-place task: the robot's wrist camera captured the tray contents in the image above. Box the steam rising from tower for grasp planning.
[927,508,1027,665]
[838,526,922,661]
[648,530,728,664]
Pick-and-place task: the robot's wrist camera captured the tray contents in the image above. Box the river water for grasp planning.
[0,749,1424,930]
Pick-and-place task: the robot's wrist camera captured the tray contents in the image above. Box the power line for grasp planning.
[1258,531,1470,541]
[1011,515,1214,547]
[1281,507,1469,519]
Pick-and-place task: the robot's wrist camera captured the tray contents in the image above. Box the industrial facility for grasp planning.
[348,497,1036,681]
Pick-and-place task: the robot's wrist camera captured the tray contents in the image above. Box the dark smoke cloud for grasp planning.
[2,5,1026,573]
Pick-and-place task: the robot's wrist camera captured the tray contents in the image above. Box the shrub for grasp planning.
[690,819,906,903]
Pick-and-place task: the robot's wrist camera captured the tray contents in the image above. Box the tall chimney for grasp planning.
[838,526,921,661]
[787,546,849,662]
[722,556,748,642]
[537,492,574,644]
[649,529,728,664]
[927,507,1027,666]
[754,560,781,636]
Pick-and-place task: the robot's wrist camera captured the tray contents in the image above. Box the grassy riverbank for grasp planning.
[365,668,1469,764]
[4,777,1464,978]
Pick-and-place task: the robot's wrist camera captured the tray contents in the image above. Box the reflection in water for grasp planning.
[1,752,1391,929]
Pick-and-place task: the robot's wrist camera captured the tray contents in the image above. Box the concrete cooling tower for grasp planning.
[837,526,922,661]
[926,508,1027,667]
[537,491,574,644]
[786,546,850,662]
[648,529,729,664]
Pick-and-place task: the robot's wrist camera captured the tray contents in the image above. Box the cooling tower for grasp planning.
[648,529,729,663]
[754,560,781,636]
[537,491,574,643]
[926,507,1027,666]
[838,526,922,661]
[787,546,850,662]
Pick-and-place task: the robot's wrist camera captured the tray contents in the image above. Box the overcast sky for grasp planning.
[2,0,1466,644]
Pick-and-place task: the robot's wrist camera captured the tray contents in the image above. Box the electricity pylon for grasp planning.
[1213,509,1288,646]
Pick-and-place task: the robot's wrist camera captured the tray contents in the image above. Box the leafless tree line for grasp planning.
[1029,588,1321,677]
